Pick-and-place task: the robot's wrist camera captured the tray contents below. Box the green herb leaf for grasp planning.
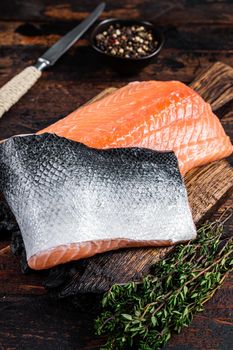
[121,313,133,321]
[95,220,233,349]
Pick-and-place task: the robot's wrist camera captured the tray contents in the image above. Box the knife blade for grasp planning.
[35,2,106,70]
[0,3,105,118]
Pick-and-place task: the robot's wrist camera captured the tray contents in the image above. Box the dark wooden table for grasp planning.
[0,1,232,349]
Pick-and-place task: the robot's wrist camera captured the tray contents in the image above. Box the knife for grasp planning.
[0,3,105,119]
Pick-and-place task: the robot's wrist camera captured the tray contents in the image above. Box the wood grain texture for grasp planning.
[1,62,232,295]
[0,274,232,350]
[0,1,232,349]
[0,0,233,25]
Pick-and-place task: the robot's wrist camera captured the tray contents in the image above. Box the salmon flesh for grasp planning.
[40,81,233,175]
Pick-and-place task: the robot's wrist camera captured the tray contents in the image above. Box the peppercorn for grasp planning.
[95,24,158,59]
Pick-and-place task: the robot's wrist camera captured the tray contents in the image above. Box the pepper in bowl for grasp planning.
[91,19,164,74]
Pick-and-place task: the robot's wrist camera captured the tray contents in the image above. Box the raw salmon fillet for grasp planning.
[0,134,196,270]
[39,81,233,175]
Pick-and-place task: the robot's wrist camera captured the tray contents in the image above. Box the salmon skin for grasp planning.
[0,133,196,270]
[39,81,233,175]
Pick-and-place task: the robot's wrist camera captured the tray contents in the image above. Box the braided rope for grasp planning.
[0,66,41,118]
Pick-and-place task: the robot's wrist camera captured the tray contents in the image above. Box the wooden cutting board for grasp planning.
[46,61,233,296]
[1,62,233,296]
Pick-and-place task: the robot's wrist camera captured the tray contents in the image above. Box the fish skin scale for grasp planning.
[0,133,196,270]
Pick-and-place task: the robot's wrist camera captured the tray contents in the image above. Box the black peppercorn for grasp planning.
[95,24,158,59]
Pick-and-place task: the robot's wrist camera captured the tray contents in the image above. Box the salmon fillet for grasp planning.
[39,81,233,175]
[0,134,196,270]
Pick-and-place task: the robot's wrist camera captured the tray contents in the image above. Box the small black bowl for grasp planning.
[90,18,164,74]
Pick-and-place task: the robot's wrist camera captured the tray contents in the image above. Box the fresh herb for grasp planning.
[95,24,158,59]
[95,221,233,350]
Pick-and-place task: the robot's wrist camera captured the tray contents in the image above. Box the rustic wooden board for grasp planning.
[0,62,232,298]
[40,62,233,295]
[0,0,233,25]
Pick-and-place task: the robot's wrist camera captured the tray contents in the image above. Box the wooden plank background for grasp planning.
[0,1,232,349]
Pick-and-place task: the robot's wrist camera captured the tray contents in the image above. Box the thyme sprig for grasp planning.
[95,221,233,350]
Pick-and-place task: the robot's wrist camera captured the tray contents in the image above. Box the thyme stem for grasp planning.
[95,221,233,350]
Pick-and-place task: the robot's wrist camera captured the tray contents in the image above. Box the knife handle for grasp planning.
[0,66,42,118]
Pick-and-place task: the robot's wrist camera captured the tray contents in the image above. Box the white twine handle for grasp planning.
[0,66,42,118]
